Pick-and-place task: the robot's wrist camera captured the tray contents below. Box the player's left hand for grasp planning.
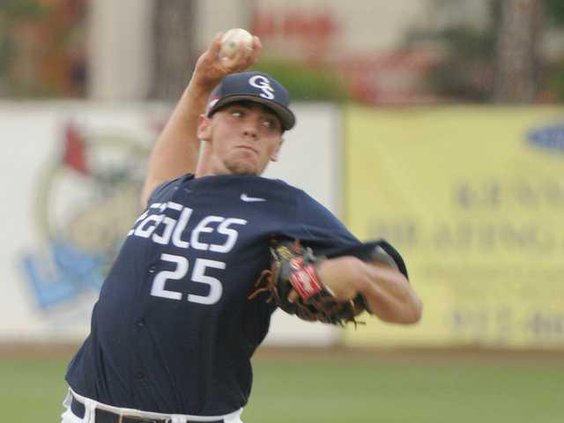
[249,240,368,326]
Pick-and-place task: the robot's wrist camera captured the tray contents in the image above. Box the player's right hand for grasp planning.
[192,32,262,91]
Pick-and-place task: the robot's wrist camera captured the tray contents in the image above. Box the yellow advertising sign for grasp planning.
[343,106,564,348]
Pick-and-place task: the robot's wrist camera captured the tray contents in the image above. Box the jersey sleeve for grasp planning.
[328,240,409,279]
[291,189,409,279]
[289,189,359,252]
[146,174,194,205]
[147,179,178,204]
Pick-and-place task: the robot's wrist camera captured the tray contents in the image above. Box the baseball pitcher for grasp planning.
[61,31,422,423]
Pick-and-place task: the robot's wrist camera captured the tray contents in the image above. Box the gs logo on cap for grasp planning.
[249,75,275,100]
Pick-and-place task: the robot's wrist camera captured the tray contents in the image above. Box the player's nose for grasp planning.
[242,117,259,139]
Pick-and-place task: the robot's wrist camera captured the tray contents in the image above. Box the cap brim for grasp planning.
[207,94,295,130]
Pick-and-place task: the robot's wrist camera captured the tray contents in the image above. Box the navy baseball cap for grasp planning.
[206,71,296,130]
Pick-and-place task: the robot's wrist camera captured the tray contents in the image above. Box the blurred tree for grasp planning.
[423,26,496,102]
[0,0,87,98]
[0,0,48,19]
[0,0,48,96]
[149,0,197,100]
[543,0,564,100]
[544,0,564,26]
[410,0,564,103]
[493,0,545,102]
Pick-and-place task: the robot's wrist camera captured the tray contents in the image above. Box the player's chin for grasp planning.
[225,158,260,176]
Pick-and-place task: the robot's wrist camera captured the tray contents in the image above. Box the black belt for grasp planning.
[71,395,224,423]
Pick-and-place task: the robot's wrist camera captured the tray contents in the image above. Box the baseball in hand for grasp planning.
[219,28,253,59]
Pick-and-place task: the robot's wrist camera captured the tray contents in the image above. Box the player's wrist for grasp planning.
[187,76,218,98]
[317,256,367,300]
[351,262,371,297]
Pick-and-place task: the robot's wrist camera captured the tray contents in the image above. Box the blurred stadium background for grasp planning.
[1,0,564,421]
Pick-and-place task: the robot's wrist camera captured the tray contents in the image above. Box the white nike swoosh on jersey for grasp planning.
[240,193,267,202]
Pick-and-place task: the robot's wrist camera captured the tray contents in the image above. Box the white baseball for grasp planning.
[219,28,253,59]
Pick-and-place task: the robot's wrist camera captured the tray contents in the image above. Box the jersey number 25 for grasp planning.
[150,253,225,305]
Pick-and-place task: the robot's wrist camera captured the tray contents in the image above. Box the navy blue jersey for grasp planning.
[65,174,406,415]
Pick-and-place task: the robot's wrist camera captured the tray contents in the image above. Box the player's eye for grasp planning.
[230,109,244,118]
[261,117,280,131]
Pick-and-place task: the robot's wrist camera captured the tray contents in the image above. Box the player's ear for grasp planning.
[197,115,212,141]
[270,138,284,162]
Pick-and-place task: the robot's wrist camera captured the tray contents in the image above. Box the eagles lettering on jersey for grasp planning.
[66,174,407,416]
[128,202,247,305]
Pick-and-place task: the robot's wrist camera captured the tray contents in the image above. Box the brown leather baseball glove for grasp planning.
[249,239,367,326]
